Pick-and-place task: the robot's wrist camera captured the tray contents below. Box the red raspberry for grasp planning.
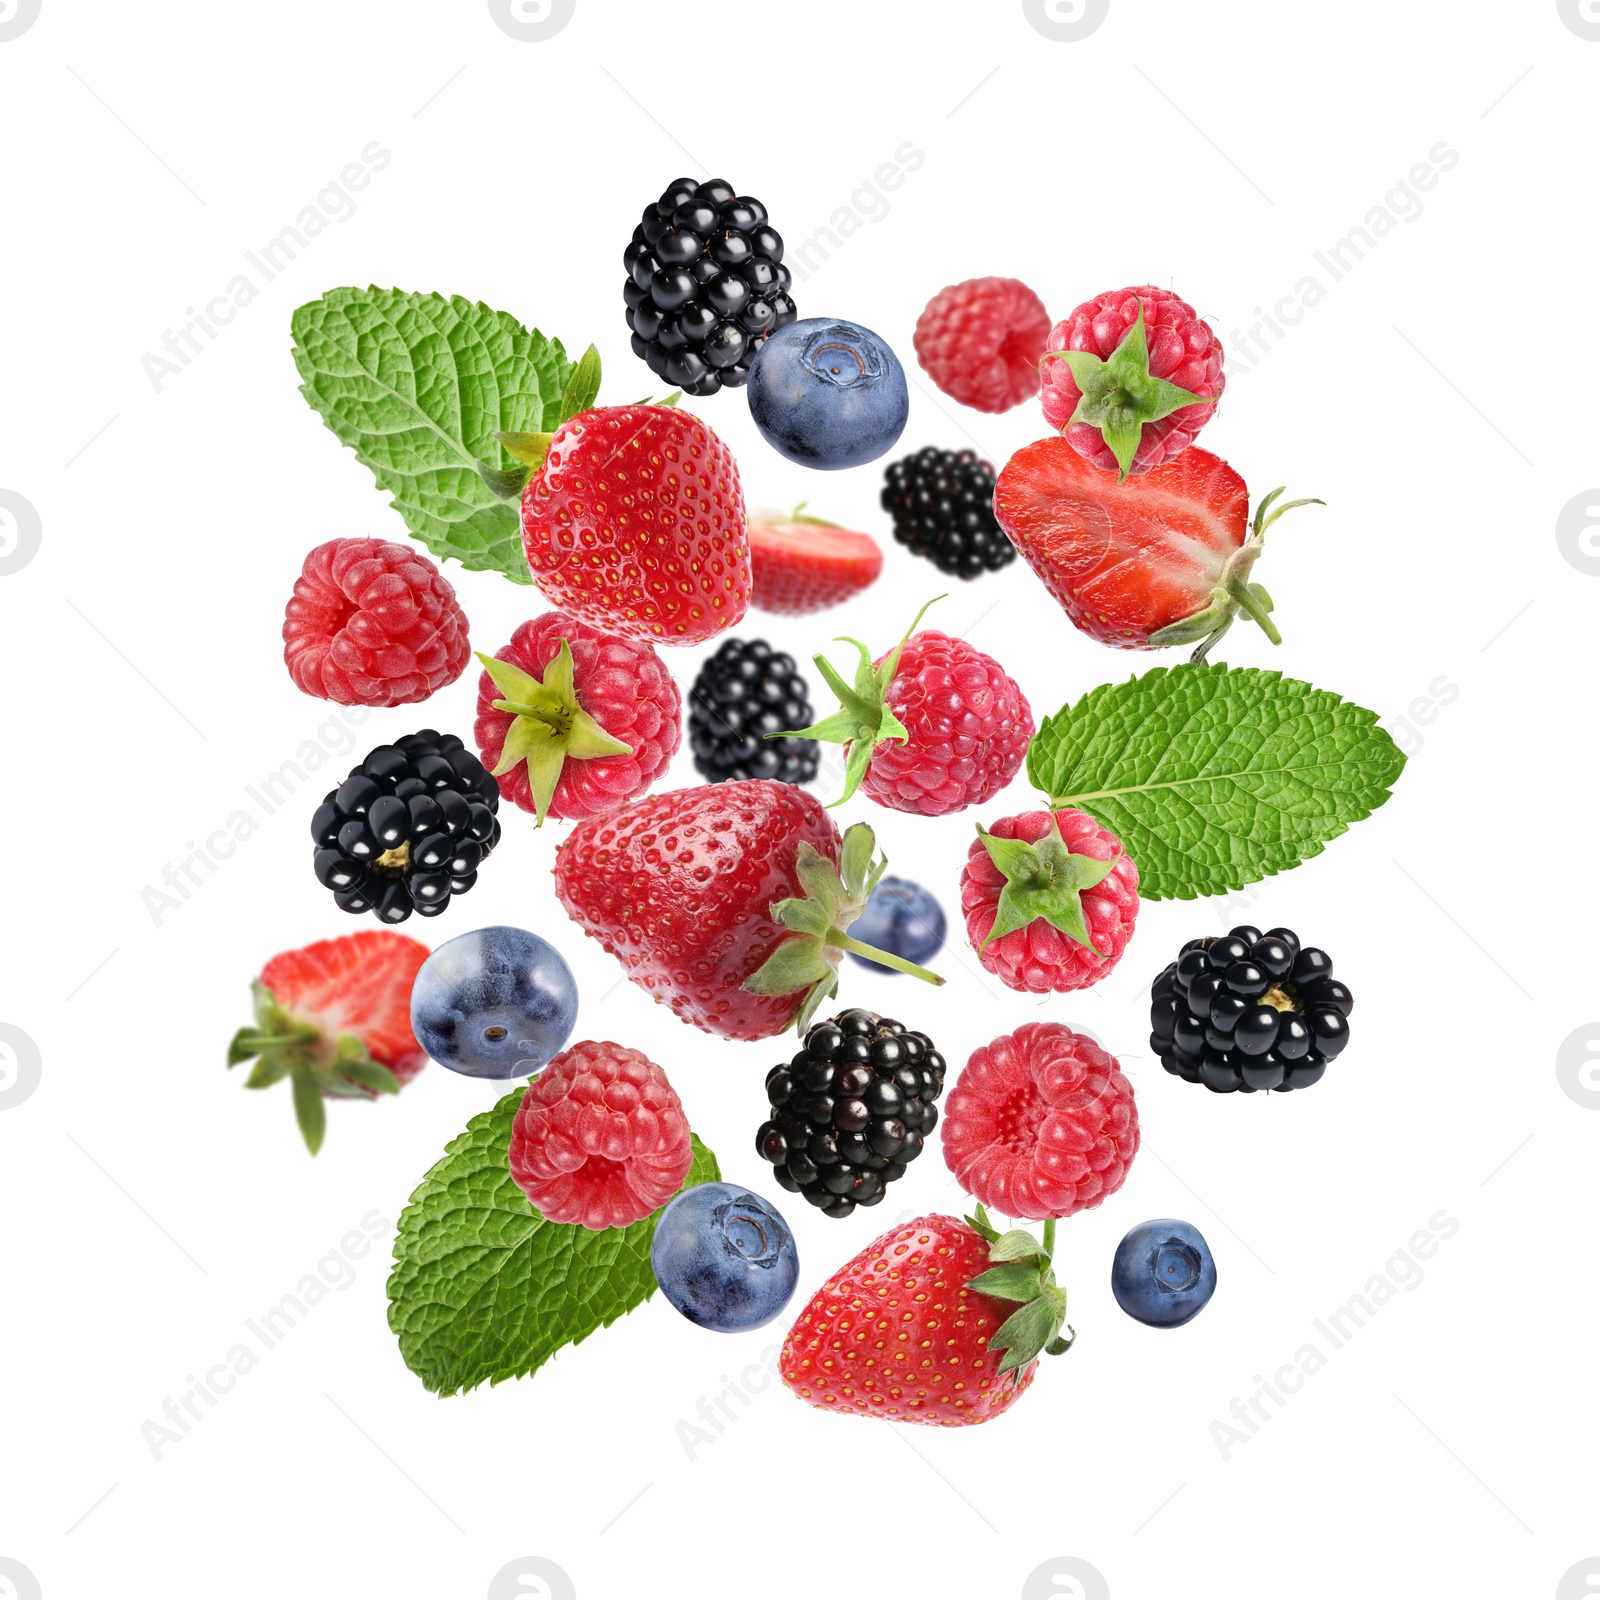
[942,1023,1140,1221]
[961,808,1139,992]
[792,604,1033,818]
[1040,286,1224,478]
[282,538,471,707]
[508,1040,692,1230]
[913,277,1052,414]
[474,611,681,824]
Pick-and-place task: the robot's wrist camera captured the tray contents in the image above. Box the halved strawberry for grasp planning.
[229,931,430,1153]
[749,506,882,616]
[993,438,1321,659]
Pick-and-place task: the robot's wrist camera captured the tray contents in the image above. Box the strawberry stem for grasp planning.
[825,929,943,984]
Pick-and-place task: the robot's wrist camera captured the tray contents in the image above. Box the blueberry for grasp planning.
[408,926,578,1079]
[845,877,946,973]
[1111,1219,1218,1328]
[747,317,908,469]
[650,1182,799,1332]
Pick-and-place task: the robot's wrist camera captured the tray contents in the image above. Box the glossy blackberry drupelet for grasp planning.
[687,637,820,785]
[309,731,501,925]
[757,1010,946,1219]
[623,177,796,397]
[880,447,1015,578]
[1150,925,1352,1094]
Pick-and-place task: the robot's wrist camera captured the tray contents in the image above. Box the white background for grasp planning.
[2,3,1597,1597]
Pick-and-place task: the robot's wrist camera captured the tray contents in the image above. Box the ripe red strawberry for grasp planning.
[507,1040,692,1229]
[473,610,681,825]
[748,506,882,615]
[1039,286,1224,478]
[779,1209,1075,1426]
[994,438,1321,658]
[942,1022,1140,1222]
[961,807,1139,993]
[519,402,750,646]
[228,931,431,1153]
[785,600,1033,816]
[552,780,942,1042]
[913,276,1052,414]
[283,538,471,707]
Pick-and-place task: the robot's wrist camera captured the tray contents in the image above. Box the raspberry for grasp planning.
[942,1022,1140,1221]
[508,1041,693,1230]
[861,630,1033,817]
[283,538,471,708]
[880,448,1016,578]
[913,277,1052,414]
[961,808,1139,992]
[473,611,682,824]
[1040,286,1224,477]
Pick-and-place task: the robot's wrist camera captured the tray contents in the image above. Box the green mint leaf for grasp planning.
[1026,663,1405,900]
[290,288,575,584]
[386,1088,720,1396]
[557,343,602,422]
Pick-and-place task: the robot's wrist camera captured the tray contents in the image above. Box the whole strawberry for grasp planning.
[519,402,749,646]
[961,807,1139,992]
[783,599,1033,816]
[283,538,471,708]
[553,780,942,1042]
[508,1040,692,1229]
[913,276,1052,414]
[779,1209,1074,1426]
[1039,286,1223,479]
[994,439,1321,660]
[228,931,431,1153]
[473,611,681,825]
[941,1022,1140,1222]
[748,505,882,616]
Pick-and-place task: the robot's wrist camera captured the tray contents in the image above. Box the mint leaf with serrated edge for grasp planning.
[291,288,574,584]
[1026,663,1404,901]
[386,1086,719,1396]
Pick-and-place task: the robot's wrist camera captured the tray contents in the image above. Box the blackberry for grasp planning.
[1150,925,1352,1094]
[756,1010,946,1219]
[687,637,820,786]
[309,731,501,925]
[624,176,796,397]
[880,447,1015,578]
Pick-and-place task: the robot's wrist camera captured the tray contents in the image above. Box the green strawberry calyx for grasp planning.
[772,596,944,807]
[975,817,1120,956]
[227,981,400,1155]
[743,821,945,1032]
[477,342,604,500]
[1041,296,1211,483]
[1148,486,1325,664]
[965,1205,1076,1380]
[476,641,631,827]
